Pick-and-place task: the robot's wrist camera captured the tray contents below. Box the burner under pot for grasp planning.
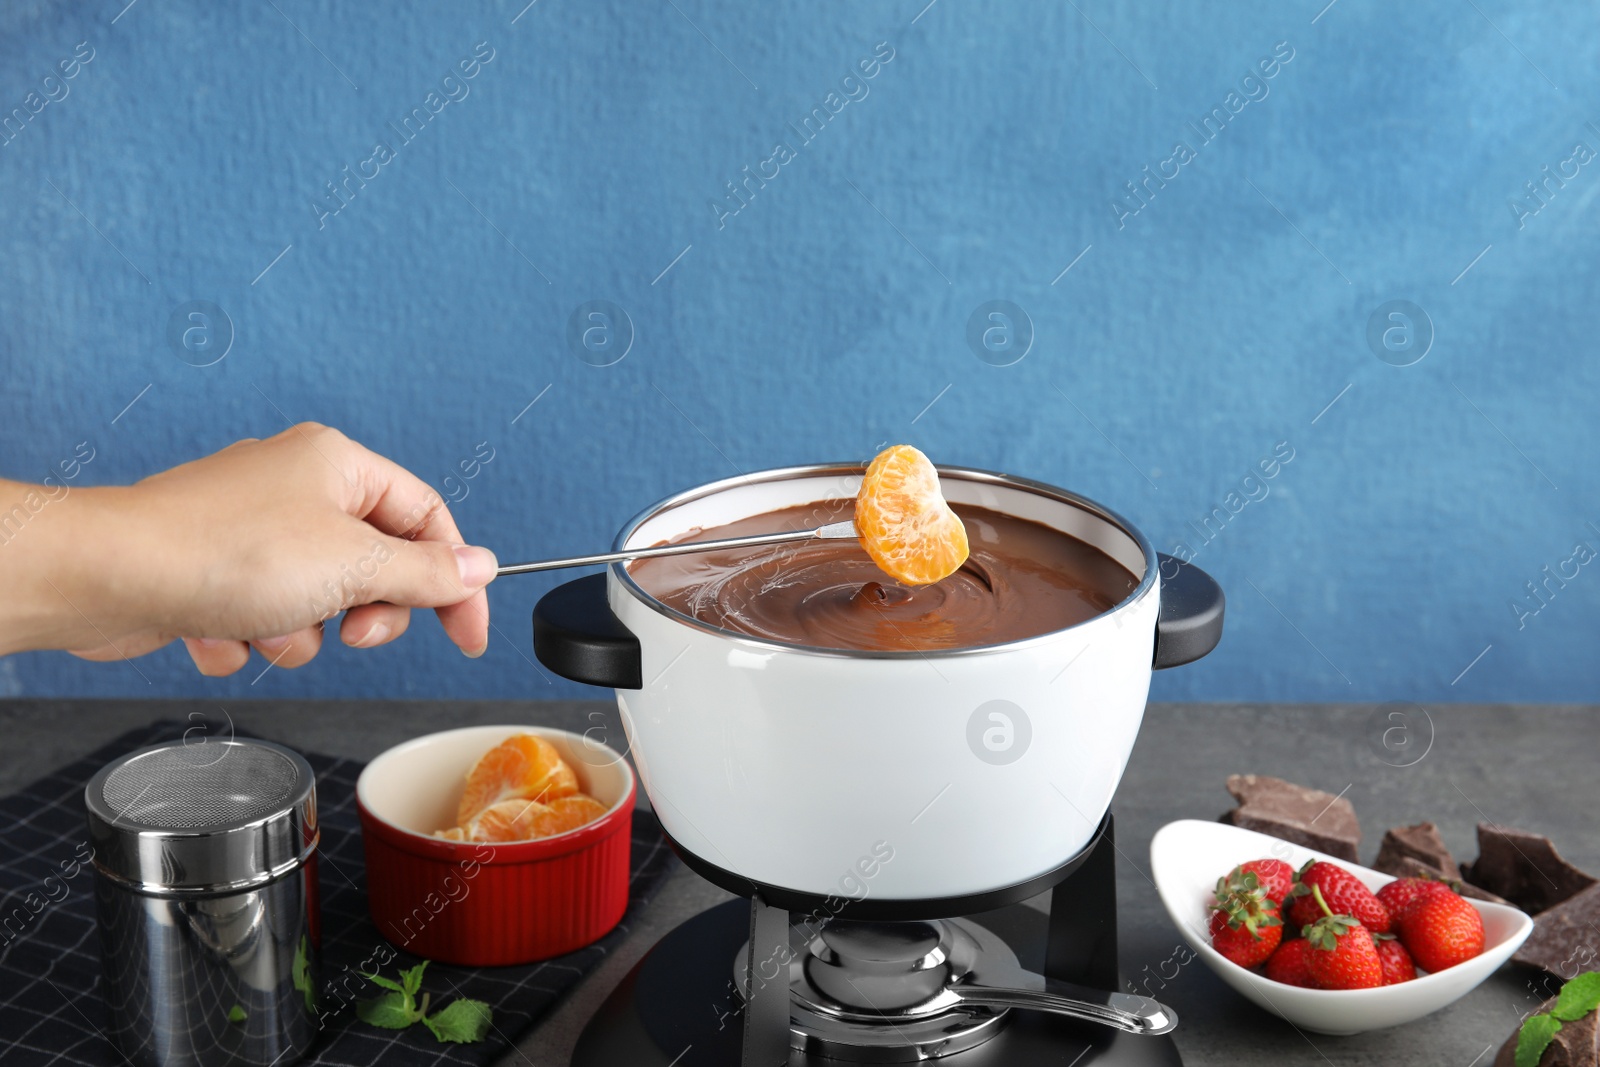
[734,916,1175,1062]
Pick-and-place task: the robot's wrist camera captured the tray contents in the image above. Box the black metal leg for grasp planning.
[742,893,791,1067]
[1045,812,1120,991]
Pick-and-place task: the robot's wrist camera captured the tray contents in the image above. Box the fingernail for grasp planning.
[454,545,497,588]
[195,637,227,648]
[461,643,488,659]
[352,623,390,649]
[256,634,292,652]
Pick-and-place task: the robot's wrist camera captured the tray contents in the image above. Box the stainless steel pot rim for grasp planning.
[609,463,1160,660]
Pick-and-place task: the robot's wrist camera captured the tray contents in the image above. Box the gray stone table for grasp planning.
[1,699,1591,1066]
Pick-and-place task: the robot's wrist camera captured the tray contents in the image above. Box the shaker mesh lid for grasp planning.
[85,738,318,894]
[102,743,303,829]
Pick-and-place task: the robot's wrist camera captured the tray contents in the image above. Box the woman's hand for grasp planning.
[0,424,497,675]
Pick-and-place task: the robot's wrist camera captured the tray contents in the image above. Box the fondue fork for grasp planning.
[495,520,858,577]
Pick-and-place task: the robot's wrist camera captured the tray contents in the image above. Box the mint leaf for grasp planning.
[226,1004,247,1024]
[356,959,471,1039]
[424,999,493,1044]
[1515,1013,1563,1067]
[361,972,405,994]
[1552,972,1600,1022]
[357,991,419,1030]
[400,962,429,999]
[293,936,317,1014]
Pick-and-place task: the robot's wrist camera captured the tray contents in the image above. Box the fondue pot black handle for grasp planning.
[1152,554,1224,669]
[532,574,643,689]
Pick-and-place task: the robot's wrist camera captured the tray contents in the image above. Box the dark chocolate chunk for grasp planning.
[1513,882,1600,979]
[1223,774,1360,862]
[1375,854,1514,906]
[1455,877,1517,907]
[1494,986,1600,1067]
[1374,821,1462,881]
[1465,823,1598,915]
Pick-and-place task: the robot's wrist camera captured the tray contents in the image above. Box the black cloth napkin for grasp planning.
[0,719,677,1065]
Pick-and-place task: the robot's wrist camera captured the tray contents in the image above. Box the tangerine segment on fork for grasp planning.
[854,444,970,586]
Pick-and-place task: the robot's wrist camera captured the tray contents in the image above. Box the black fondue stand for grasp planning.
[532,554,1224,1066]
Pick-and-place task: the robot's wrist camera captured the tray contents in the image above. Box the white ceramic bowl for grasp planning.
[1149,819,1533,1035]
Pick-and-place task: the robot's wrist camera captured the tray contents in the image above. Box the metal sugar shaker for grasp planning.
[85,737,321,1067]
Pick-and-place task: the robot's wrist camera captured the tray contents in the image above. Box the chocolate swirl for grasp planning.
[628,501,1137,652]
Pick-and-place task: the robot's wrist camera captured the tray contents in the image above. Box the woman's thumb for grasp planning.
[367,537,497,607]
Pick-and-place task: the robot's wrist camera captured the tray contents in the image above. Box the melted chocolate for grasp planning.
[627,500,1138,652]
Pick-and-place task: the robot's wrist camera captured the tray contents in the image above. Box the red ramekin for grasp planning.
[356,724,634,966]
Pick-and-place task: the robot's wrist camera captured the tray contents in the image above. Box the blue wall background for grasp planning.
[3,0,1598,703]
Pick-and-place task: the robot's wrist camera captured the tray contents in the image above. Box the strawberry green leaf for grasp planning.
[1303,912,1357,952]
[357,992,420,1030]
[1216,887,1279,937]
[424,999,493,1044]
[400,962,429,999]
[1552,972,1600,1022]
[1223,868,1261,895]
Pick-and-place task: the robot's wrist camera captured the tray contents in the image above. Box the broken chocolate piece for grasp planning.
[1514,883,1600,979]
[1375,854,1514,906]
[1465,823,1598,915]
[1454,878,1517,907]
[1223,774,1360,862]
[1493,987,1600,1067]
[1374,821,1462,881]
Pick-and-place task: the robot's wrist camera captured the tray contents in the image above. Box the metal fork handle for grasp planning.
[495,520,858,577]
[949,979,1177,1036]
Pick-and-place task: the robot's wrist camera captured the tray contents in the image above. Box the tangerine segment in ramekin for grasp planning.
[356,725,635,965]
[455,732,580,827]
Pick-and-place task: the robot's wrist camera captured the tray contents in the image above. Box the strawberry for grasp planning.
[1209,890,1283,969]
[1287,860,1391,934]
[1374,935,1417,984]
[1375,877,1452,929]
[1400,892,1484,973]
[1223,859,1295,905]
[1263,937,1318,987]
[1303,924,1383,988]
[1299,883,1383,989]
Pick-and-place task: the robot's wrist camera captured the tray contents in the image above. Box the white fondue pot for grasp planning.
[532,465,1222,903]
